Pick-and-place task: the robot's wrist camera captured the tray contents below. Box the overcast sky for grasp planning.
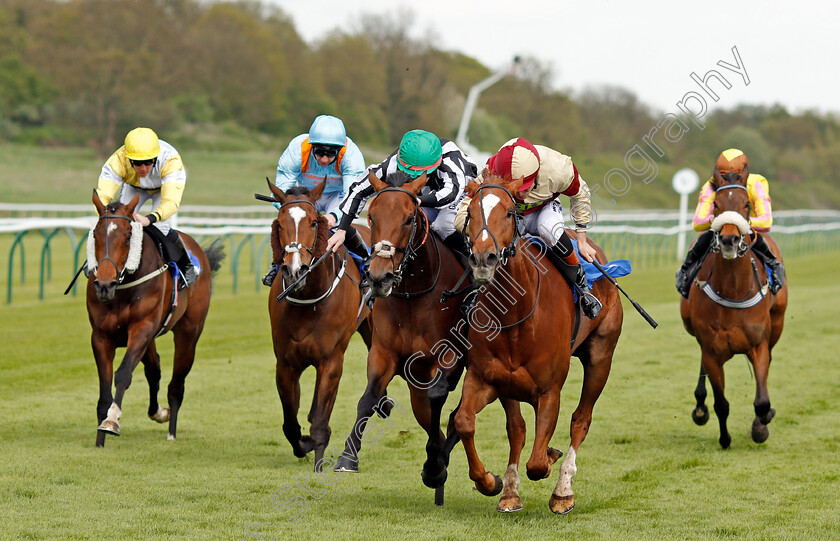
[269,0,840,116]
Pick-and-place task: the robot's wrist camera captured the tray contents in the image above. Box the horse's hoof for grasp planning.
[751,417,770,443]
[477,473,503,497]
[692,405,709,425]
[549,494,575,515]
[761,408,776,425]
[98,420,120,436]
[167,434,176,441]
[497,496,523,513]
[719,433,731,449]
[334,455,359,473]
[149,407,170,423]
[421,465,447,489]
[547,447,563,465]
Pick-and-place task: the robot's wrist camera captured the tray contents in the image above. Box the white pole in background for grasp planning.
[672,168,700,260]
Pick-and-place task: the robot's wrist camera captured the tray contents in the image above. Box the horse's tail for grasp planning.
[203,239,226,275]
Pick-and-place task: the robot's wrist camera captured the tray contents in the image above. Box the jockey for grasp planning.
[326,129,477,265]
[676,148,786,298]
[95,127,196,289]
[455,138,602,319]
[262,115,368,286]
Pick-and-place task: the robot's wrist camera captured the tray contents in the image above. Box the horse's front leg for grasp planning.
[333,345,397,473]
[410,368,450,491]
[92,331,116,447]
[275,360,310,458]
[498,399,527,512]
[702,350,731,449]
[525,390,561,482]
[98,325,156,437]
[692,365,710,425]
[453,370,501,497]
[142,341,169,423]
[310,354,344,471]
[749,342,775,443]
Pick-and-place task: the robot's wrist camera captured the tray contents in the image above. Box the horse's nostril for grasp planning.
[485,253,499,267]
[468,253,480,267]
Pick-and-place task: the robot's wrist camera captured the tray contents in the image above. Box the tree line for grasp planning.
[1,0,839,208]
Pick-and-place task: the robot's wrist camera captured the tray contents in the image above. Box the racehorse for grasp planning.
[333,171,469,503]
[680,177,788,448]
[453,176,623,514]
[88,191,224,447]
[265,180,372,471]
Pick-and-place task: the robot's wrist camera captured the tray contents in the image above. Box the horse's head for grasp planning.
[464,175,524,283]
[90,190,142,303]
[267,179,328,289]
[365,170,428,297]
[710,180,751,260]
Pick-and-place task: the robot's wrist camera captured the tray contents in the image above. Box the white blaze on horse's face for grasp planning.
[479,194,501,242]
[288,206,307,274]
[107,222,118,235]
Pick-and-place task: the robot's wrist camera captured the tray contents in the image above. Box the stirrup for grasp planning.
[461,289,479,316]
[769,264,785,294]
[580,291,602,319]
[262,265,278,286]
[179,266,197,290]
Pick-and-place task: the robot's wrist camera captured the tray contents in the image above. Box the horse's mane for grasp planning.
[285,186,312,196]
[383,170,414,188]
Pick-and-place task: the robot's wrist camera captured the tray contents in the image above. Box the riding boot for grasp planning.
[165,229,197,290]
[262,264,278,286]
[750,233,786,294]
[545,235,602,319]
[344,226,374,309]
[443,232,478,315]
[676,230,714,298]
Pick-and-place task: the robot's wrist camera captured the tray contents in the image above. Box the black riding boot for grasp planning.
[262,264,278,286]
[344,226,374,309]
[165,229,197,290]
[443,232,477,315]
[545,234,602,319]
[750,233,786,294]
[676,230,714,299]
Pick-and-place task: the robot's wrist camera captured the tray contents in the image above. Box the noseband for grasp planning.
[710,183,751,258]
[367,186,430,286]
[467,184,522,266]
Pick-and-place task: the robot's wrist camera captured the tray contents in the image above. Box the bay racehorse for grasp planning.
[88,191,224,447]
[265,180,373,470]
[680,178,788,448]
[333,171,469,503]
[453,176,623,514]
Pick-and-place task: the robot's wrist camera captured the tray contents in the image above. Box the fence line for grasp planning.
[3,209,840,304]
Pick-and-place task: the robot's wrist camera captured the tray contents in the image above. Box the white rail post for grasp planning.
[672,168,700,260]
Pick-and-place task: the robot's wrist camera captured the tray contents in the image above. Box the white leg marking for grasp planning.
[107,402,122,423]
[553,446,577,498]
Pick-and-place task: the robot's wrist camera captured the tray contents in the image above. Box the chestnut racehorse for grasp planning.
[680,179,788,448]
[266,180,373,470]
[88,191,224,447]
[454,176,623,514]
[333,171,468,503]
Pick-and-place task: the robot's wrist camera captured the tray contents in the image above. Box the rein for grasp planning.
[368,186,442,298]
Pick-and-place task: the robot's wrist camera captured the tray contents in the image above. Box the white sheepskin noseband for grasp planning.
[711,211,751,235]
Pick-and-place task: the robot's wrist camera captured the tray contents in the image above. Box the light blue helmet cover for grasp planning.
[308,115,346,147]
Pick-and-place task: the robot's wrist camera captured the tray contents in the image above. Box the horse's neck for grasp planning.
[709,252,755,297]
[490,249,540,318]
[397,235,438,290]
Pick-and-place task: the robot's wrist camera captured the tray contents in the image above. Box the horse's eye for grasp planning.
[310,221,317,228]
[404,216,415,226]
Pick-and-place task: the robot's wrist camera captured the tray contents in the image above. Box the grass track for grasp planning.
[2,246,840,540]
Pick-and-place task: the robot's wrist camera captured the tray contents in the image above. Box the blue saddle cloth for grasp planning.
[525,236,632,288]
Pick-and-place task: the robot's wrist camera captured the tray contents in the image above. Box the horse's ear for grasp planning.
[125,193,140,215]
[507,177,525,194]
[369,170,387,193]
[92,189,105,216]
[739,163,750,184]
[466,179,481,197]
[266,177,285,204]
[311,180,327,202]
[402,172,428,195]
[712,167,724,189]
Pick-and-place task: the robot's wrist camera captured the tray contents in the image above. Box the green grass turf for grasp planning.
[1,236,840,539]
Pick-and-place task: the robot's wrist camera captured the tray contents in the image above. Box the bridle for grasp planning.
[710,183,751,258]
[466,184,523,266]
[276,199,321,263]
[91,213,135,284]
[367,186,435,292]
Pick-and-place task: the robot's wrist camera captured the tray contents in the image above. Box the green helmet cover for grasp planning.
[397,130,442,178]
